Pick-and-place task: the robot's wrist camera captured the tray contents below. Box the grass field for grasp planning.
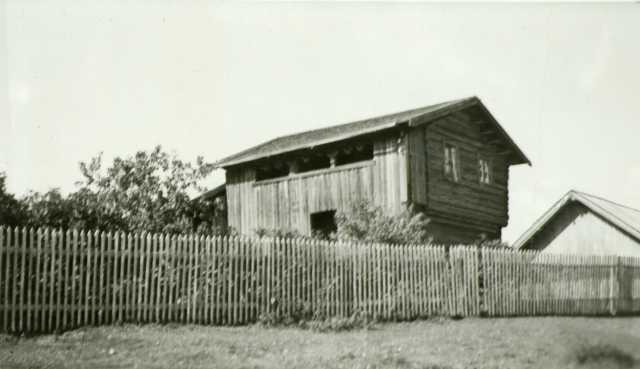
[1,317,639,369]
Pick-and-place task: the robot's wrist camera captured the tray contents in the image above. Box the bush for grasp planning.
[257,309,376,333]
[475,237,510,249]
[253,200,433,245]
[0,173,29,227]
[334,200,432,244]
[254,228,303,239]
[304,314,376,333]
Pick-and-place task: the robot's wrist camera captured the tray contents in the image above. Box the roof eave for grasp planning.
[408,97,531,167]
[574,192,640,242]
[214,96,532,169]
[513,191,576,249]
[191,183,226,202]
[474,99,532,167]
[213,121,402,169]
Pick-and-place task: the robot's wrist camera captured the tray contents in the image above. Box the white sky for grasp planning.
[1,1,640,243]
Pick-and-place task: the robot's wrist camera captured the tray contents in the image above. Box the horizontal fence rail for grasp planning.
[0,226,640,334]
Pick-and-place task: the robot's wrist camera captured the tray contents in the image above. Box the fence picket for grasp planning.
[28,229,37,332]
[88,231,96,326]
[82,231,90,327]
[10,227,16,332]
[56,230,63,330]
[47,229,55,331]
[241,236,247,324]
[377,243,383,319]
[0,227,3,332]
[0,227,6,332]
[224,236,231,324]
[203,236,210,324]
[126,234,133,323]
[135,234,143,323]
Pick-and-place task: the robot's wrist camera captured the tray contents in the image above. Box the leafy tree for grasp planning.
[20,187,127,231]
[74,146,217,234]
[21,189,76,229]
[9,146,224,235]
[0,172,28,227]
[334,199,432,244]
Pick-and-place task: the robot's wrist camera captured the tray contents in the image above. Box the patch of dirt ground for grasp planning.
[1,317,640,369]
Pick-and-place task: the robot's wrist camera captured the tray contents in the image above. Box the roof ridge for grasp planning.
[571,190,640,241]
[572,189,640,215]
[248,97,476,147]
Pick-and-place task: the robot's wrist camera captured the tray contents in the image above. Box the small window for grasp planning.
[310,210,337,238]
[443,143,460,182]
[478,157,491,184]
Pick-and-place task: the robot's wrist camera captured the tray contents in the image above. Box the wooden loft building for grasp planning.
[213,96,530,243]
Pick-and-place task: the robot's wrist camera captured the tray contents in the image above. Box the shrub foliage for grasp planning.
[334,199,432,244]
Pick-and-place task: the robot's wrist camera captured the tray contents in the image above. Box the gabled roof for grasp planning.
[513,190,640,249]
[214,96,531,168]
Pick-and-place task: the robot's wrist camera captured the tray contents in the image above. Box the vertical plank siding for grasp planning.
[1,226,640,333]
[226,132,407,236]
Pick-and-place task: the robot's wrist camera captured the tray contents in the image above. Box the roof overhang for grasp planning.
[408,97,531,166]
[214,96,531,169]
[214,121,402,169]
[192,183,226,202]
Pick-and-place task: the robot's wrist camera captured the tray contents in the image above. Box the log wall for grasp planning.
[418,111,510,237]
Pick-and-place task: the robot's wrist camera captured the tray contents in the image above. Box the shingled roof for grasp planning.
[214,96,530,168]
[514,190,640,249]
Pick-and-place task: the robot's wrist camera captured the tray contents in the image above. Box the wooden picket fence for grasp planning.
[0,226,640,334]
[481,250,640,316]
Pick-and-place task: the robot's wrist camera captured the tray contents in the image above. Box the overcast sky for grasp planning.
[2,1,639,242]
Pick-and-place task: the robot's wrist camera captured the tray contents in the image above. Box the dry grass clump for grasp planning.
[573,343,636,368]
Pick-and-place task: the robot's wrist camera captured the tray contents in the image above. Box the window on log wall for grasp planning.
[478,156,491,184]
[443,142,460,182]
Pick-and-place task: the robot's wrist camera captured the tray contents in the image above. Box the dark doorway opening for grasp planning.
[310,210,337,238]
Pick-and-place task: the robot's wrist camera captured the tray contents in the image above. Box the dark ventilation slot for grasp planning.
[255,165,289,181]
[335,143,374,166]
[299,155,331,173]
